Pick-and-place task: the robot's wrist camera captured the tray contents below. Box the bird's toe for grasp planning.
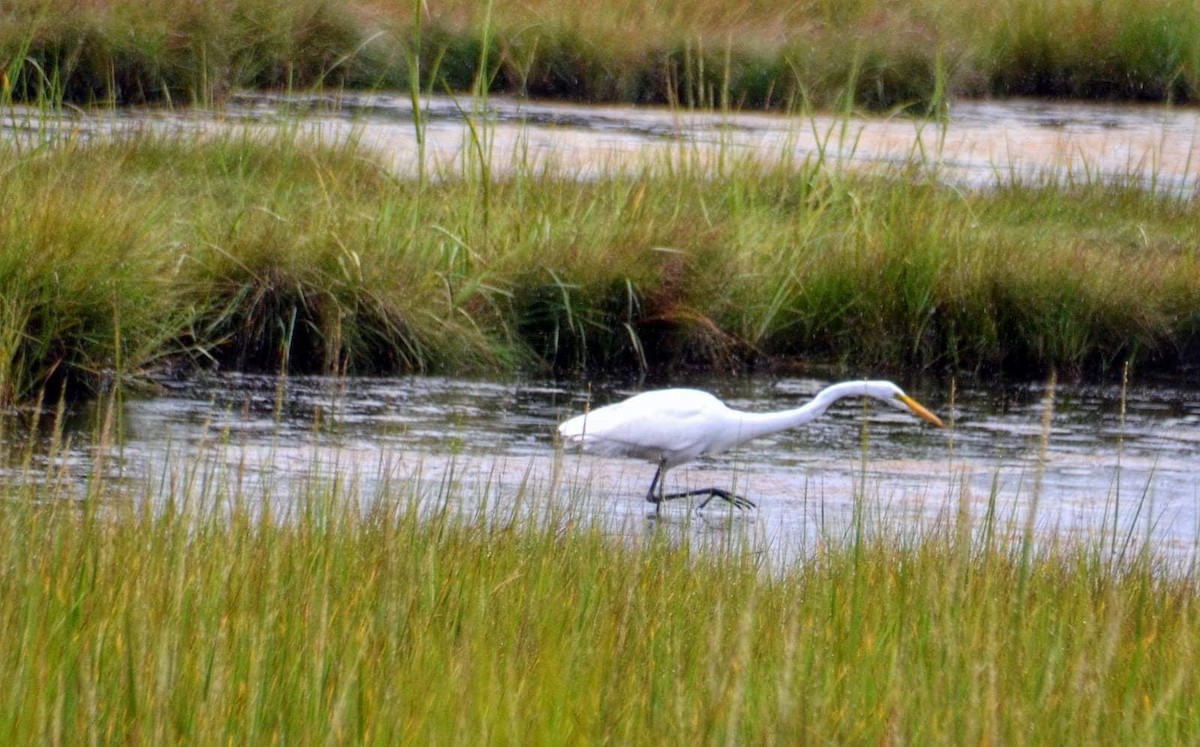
[729,494,755,510]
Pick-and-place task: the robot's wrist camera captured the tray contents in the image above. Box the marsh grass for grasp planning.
[0,141,188,404]
[2,127,1199,401]
[4,0,1200,110]
[1,420,1198,743]
[1,0,386,105]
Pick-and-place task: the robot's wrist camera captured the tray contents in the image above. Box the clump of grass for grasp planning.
[4,129,1200,399]
[0,443,1198,743]
[168,135,461,374]
[133,134,523,373]
[1,0,395,105]
[407,0,1200,109]
[0,138,188,404]
[659,159,1200,378]
[983,0,1200,102]
[4,0,1200,109]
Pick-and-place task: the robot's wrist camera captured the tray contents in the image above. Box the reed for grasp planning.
[4,0,1200,109]
[0,433,1197,743]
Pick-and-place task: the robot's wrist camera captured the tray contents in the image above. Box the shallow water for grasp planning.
[31,373,1200,569]
[5,92,1200,189]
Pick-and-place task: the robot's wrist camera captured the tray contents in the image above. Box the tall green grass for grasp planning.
[0,431,1197,743]
[0,140,187,404]
[1,0,386,105]
[2,130,1199,402]
[4,0,1200,109]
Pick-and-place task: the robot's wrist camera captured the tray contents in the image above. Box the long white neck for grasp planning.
[725,381,879,442]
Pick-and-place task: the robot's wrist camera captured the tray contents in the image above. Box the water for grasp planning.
[5,92,1200,190]
[36,372,1200,568]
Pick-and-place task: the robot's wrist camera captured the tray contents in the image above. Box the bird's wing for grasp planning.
[558,390,725,462]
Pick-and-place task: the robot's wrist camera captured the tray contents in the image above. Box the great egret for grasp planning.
[558,380,944,513]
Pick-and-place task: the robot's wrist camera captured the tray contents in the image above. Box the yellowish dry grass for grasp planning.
[4,0,1199,107]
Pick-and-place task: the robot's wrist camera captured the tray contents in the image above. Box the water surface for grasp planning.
[38,373,1200,568]
[6,93,1199,189]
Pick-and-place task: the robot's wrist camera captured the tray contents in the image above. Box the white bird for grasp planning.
[558,380,945,512]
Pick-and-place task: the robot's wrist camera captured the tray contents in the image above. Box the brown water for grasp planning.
[38,373,1199,568]
[5,92,1200,189]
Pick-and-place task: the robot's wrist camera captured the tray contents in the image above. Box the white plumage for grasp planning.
[558,380,943,511]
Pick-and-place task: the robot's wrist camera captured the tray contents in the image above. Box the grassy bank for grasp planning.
[2,130,1199,403]
[0,439,1197,743]
[3,0,1200,110]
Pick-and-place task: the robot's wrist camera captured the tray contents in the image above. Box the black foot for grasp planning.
[662,488,756,511]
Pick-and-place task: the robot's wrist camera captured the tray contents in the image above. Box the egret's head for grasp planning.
[867,381,945,428]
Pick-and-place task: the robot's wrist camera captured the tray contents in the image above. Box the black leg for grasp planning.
[645,460,755,513]
[660,487,756,511]
[645,459,667,514]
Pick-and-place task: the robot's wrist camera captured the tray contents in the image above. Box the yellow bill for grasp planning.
[897,393,945,428]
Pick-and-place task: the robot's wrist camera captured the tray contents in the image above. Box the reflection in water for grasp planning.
[12,372,1198,568]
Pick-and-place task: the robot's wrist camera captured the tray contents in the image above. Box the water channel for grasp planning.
[4,94,1200,565]
[5,92,1200,189]
[25,372,1198,569]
